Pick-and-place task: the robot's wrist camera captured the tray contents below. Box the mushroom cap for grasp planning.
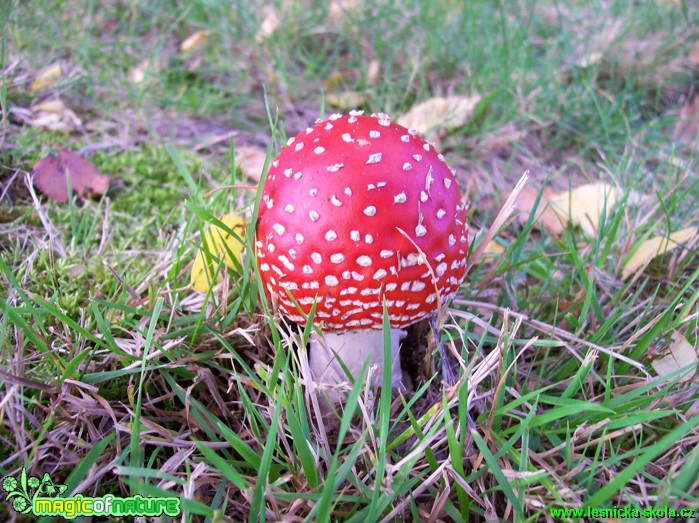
[255,112,468,331]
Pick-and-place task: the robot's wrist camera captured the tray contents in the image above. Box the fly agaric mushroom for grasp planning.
[255,111,468,392]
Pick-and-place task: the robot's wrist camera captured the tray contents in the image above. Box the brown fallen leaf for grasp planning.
[181,30,208,53]
[32,149,112,203]
[234,146,269,182]
[30,63,63,92]
[621,227,697,280]
[397,95,481,137]
[651,331,697,382]
[550,183,617,236]
[514,186,567,235]
[29,99,83,132]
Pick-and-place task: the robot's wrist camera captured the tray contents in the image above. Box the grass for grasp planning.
[1,0,699,521]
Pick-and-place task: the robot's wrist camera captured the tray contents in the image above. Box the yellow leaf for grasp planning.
[256,5,280,42]
[397,95,481,136]
[621,227,697,280]
[30,63,63,92]
[482,240,505,255]
[181,30,208,53]
[191,215,246,292]
[514,186,567,235]
[651,331,697,382]
[234,146,269,182]
[325,91,367,110]
[550,183,617,236]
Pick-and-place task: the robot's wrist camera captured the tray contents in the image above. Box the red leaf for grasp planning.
[32,149,111,203]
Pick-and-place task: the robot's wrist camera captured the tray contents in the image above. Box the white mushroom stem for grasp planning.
[309,329,407,395]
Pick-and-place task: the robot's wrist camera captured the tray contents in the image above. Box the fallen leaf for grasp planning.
[651,331,697,382]
[29,99,83,132]
[325,91,367,110]
[128,59,160,84]
[366,59,380,86]
[328,0,360,21]
[673,94,699,143]
[191,214,247,292]
[181,30,208,53]
[550,183,617,236]
[256,5,280,42]
[688,40,699,66]
[30,63,63,92]
[515,186,567,235]
[482,240,505,255]
[32,149,111,203]
[621,227,697,280]
[234,146,269,182]
[397,95,481,137]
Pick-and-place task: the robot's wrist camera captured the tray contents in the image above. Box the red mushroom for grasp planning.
[255,111,468,392]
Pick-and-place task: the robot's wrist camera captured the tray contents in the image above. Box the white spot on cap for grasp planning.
[357,256,372,267]
[400,135,409,143]
[325,122,333,130]
[311,252,322,264]
[295,142,304,151]
[394,192,407,204]
[402,162,412,171]
[295,233,304,244]
[366,153,382,164]
[314,146,325,154]
[378,118,391,127]
[438,153,446,162]
[435,253,446,262]
[408,128,417,136]
[294,171,302,180]
[351,271,365,281]
[260,263,270,271]
[380,250,393,258]
[284,204,294,213]
[342,270,351,279]
[309,210,320,222]
[272,160,279,167]
[342,133,354,143]
[373,269,388,280]
[286,137,295,146]
[365,234,373,244]
[348,116,357,123]
[330,253,345,263]
[344,187,352,196]
[325,230,337,241]
[413,154,422,161]
[385,283,397,291]
[309,188,317,196]
[364,206,377,216]
[369,130,381,138]
[377,182,386,188]
[325,275,339,286]
[306,127,314,134]
[444,178,452,189]
[436,262,447,277]
[437,209,446,219]
[368,184,376,190]
[267,244,275,253]
[350,230,360,241]
[423,143,430,151]
[284,168,293,177]
[415,224,427,237]
[273,223,285,235]
[420,191,428,202]
[349,109,364,116]
[449,234,456,246]
[411,281,426,292]
[279,255,294,271]
[327,163,344,172]
[331,195,342,206]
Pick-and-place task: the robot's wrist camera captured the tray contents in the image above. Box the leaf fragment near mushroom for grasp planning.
[191,214,247,292]
[29,99,83,132]
[651,331,698,382]
[514,186,567,235]
[621,227,697,280]
[234,146,269,182]
[29,63,63,92]
[550,183,618,236]
[181,30,209,53]
[397,95,481,137]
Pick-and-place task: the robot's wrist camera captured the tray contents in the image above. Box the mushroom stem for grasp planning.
[309,329,407,395]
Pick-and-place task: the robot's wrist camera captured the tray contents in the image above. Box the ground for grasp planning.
[1,1,698,522]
